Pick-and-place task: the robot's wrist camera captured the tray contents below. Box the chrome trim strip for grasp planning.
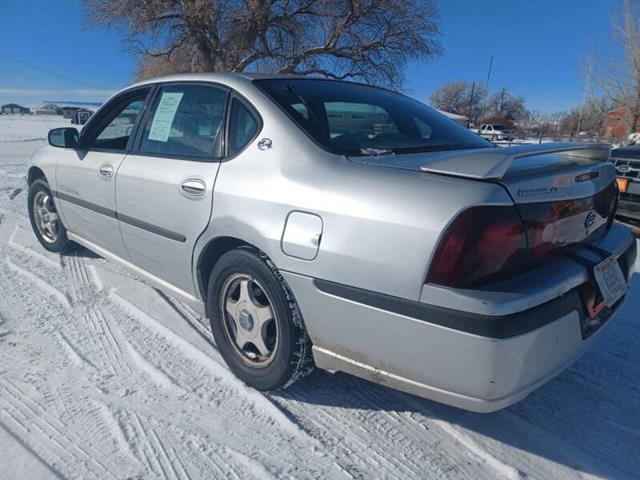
[54,191,116,218]
[53,190,186,243]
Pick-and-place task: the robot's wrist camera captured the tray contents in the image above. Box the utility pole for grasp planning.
[576,63,592,138]
[499,88,506,113]
[486,55,493,91]
[468,80,476,127]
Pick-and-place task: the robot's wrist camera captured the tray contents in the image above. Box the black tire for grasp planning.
[28,178,73,253]
[207,246,313,390]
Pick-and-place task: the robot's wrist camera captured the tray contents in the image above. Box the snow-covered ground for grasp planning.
[1,115,639,480]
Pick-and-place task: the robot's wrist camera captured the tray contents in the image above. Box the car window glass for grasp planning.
[228,98,259,156]
[414,117,432,139]
[325,102,399,139]
[255,79,491,156]
[140,84,227,158]
[291,103,309,120]
[85,92,148,151]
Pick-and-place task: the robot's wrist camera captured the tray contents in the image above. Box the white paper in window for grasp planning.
[148,92,184,142]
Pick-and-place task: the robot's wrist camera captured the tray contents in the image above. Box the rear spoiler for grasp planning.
[419,142,611,180]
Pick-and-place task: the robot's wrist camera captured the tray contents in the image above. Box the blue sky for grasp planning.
[0,0,623,113]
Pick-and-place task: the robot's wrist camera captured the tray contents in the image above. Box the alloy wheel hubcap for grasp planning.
[220,274,278,367]
[33,191,60,243]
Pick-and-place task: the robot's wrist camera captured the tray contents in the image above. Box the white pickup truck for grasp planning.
[475,124,516,141]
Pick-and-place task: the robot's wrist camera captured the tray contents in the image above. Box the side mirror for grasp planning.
[48,127,79,148]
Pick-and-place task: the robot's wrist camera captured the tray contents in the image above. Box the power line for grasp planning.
[0,53,109,90]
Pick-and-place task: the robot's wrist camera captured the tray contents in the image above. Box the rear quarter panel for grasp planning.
[195,86,513,301]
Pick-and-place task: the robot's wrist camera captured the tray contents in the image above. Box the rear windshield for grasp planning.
[254,79,491,156]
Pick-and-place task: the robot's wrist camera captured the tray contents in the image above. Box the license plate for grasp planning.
[593,256,627,307]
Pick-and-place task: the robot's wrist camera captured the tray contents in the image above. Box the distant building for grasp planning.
[72,108,93,125]
[36,103,61,115]
[1,103,31,114]
[603,105,639,139]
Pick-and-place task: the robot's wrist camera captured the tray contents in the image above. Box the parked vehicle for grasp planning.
[476,123,516,141]
[28,74,636,412]
[610,145,640,222]
[71,108,93,125]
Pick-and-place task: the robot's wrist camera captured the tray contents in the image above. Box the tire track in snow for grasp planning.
[1,380,119,480]
[7,238,63,272]
[0,421,66,479]
[128,411,178,480]
[62,253,97,304]
[107,291,305,439]
[154,289,213,345]
[124,338,186,394]
[150,276,500,479]
[275,372,509,480]
[93,402,142,467]
[354,379,523,480]
[56,329,97,369]
[0,221,510,480]
[5,258,72,311]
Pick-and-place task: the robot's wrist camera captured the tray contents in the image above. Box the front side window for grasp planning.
[255,79,491,156]
[139,84,228,158]
[83,89,149,151]
[228,98,260,156]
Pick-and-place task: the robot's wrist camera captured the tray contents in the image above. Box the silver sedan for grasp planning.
[28,73,636,412]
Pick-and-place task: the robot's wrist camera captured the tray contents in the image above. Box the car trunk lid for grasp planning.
[350,142,618,248]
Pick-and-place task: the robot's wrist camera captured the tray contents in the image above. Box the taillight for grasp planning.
[427,182,618,289]
[427,206,528,288]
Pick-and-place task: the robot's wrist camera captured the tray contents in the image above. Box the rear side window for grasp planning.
[139,84,228,158]
[228,98,259,156]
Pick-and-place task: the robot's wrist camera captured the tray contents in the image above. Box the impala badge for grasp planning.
[258,138,273,150]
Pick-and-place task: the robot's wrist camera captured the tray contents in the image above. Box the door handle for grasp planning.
[180,179,206,196]
[99,164,114,179]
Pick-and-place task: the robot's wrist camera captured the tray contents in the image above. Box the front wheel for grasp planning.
[28,179,73,253]
[207,247,314,390]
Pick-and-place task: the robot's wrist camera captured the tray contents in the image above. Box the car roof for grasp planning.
[130,72,306,88]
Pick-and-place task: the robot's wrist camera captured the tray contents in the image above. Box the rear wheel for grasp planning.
[207,247,313,390]
[28,179,73,253]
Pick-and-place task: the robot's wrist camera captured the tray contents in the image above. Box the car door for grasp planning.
[115,82,229,295]
[54,87,152,259]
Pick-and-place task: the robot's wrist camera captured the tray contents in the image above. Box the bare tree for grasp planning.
[483,89,526,126]
[588,0,640,133]
[559,98,610,137]
[429,81,487,123]
[84,0,442,88]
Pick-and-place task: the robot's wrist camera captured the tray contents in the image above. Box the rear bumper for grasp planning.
[617,196,640,221]
[310,308,612,412]
[284,225,636,413]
